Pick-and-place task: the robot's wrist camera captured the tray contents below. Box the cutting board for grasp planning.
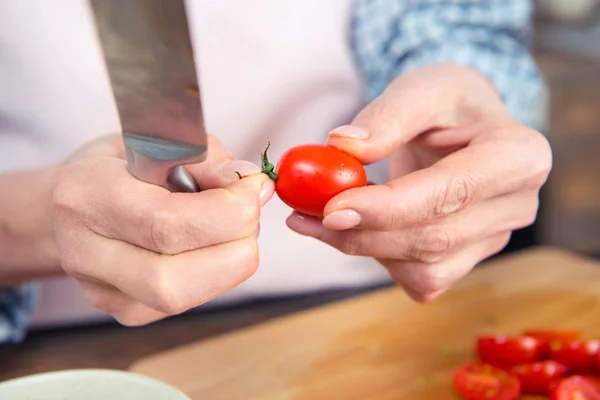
[130,247,600,399]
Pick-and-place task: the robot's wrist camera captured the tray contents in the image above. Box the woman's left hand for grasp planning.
[286,63,552,302]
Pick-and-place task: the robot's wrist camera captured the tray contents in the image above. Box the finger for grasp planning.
[384,232,511,303]
[78,279,169,326]
[322,127,550,231]
[288,190,536,261]
[63,231,259,315]
[185,134,263,189]
[326,64,510,165]
[54,158,273,255]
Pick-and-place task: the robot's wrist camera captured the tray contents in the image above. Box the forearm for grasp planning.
[0,166,62,285]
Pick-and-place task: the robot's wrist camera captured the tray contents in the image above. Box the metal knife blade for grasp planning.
[88,0,207,192]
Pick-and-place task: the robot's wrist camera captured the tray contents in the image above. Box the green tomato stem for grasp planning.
[234,142,278,181]
[261,141,278,181]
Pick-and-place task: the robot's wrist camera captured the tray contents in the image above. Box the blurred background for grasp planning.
[508,0,600,257]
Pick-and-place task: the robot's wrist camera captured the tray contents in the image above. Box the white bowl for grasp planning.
[0,369,190,400]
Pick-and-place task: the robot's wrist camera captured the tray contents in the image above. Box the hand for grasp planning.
[286,63,552,302]
[52,134,274,325]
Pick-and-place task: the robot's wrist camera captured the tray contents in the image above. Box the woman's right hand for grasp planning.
[51,134,274,325]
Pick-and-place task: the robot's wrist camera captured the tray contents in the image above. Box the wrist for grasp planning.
[0,165,62,284]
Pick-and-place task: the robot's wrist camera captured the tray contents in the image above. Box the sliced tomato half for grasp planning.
[452,363,521,400]
[550,375,600,400]
[511,360,568,395]
[476,335,544,368]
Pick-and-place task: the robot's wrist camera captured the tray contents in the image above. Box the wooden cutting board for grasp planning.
[130,247,600,399]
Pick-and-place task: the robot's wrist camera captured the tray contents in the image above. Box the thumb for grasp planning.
[186,134,264,190]
[225,172,275,208]
[326,64,471,165]
[190,158,266,190]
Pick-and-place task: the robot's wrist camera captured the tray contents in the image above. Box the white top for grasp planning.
[0,0,391,327]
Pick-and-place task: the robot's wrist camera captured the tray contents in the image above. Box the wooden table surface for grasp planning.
[129,248,600,400]
[1,50,598,384]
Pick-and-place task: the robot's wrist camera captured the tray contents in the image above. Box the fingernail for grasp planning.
[222,160,261,178]
[328,125,370,139]
[322,209,361,230]
[259,180,275,206]
[286,212,323,237]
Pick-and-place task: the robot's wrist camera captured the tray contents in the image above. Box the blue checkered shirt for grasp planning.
[0,0,547,344]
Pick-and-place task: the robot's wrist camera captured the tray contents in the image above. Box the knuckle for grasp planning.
[57,243,86,277]
[52,164,83,216]
[61,259,84,277]
[408,272,448,303]
[86,291,113,312]
[147,209,185,255]
[516,128,553,189]
[145,264,187,315]
[410,225,452,263]
[417,274,445,298]
[434,175,477,217]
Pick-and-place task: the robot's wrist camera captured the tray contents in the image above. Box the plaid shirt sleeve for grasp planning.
[0,283,38,344]
[350,0,549,132]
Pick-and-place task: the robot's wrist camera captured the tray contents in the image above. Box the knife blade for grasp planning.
[88,0,207,193]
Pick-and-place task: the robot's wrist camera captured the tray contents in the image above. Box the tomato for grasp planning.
[264,143,367,217]
[476,336,544,368]
[548,339,600,374]
[524,330,582,357]
[550,375,600,400]
[524,329,581,344]
[511,361,568,395]
[583,375,600,391]
[452,363,521,400]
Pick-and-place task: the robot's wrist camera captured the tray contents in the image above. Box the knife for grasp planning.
[88,0,207,193]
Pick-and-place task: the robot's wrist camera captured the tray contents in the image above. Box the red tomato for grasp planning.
[452,363,521,400]
[524,329,581,357]
[524,329,581,344]
[548,339,600,374]
[511,361,568,395]
[551,376,600,400]
[583,375,600,391]
[267,143,367,217]
[476,336,544,368]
